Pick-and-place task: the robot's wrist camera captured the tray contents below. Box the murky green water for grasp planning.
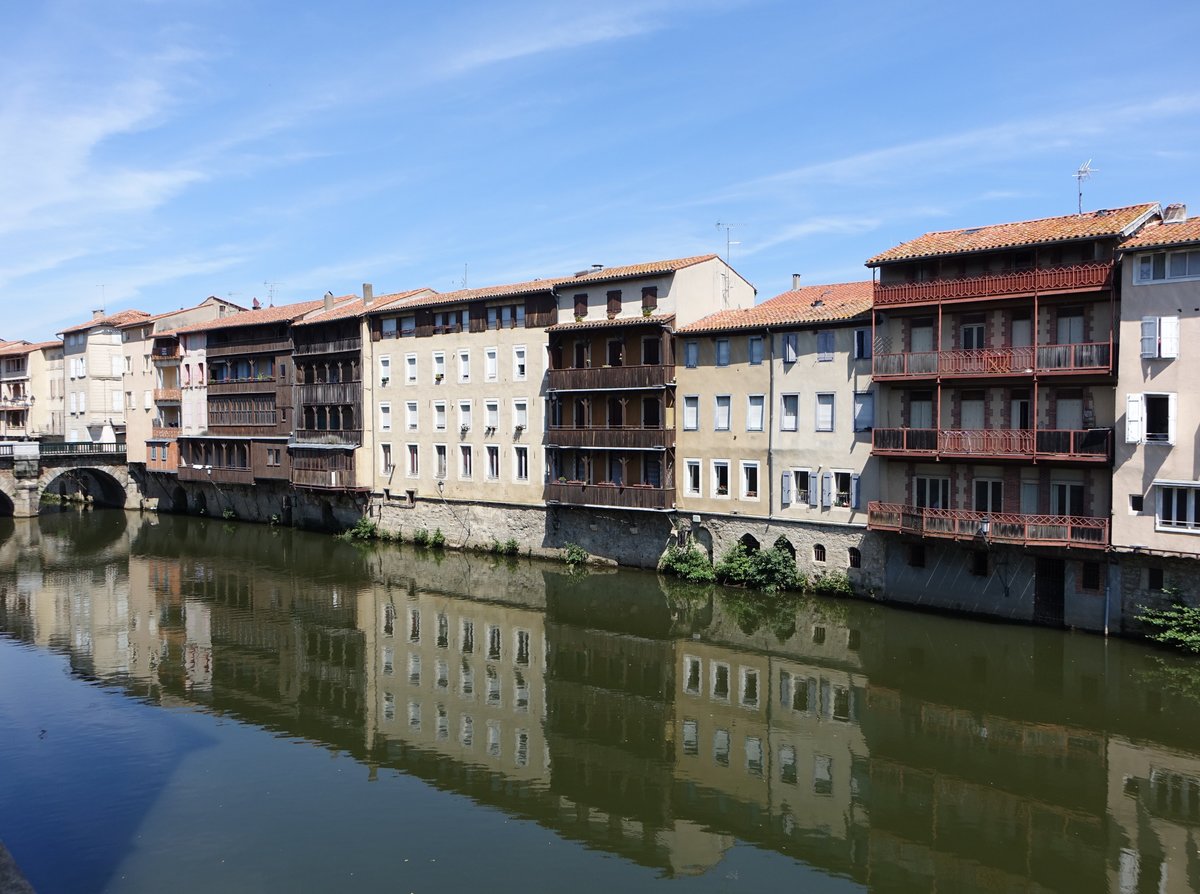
[2,510,1200,892]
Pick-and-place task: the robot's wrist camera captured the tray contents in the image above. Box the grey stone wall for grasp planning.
[1118,554,1200,637]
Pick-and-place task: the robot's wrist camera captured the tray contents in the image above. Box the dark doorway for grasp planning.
[1034,557,1065,626]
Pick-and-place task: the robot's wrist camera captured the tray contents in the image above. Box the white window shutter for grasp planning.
[781,472,792,506]
[1141,316,1160,358]
[821,472,833,508]
[1168,392,1178,446]
[807,475,818,508]
[111,356,122,377]
[1161,317,1180,359]
[1125,393,1144,444]
[851,474,861,509]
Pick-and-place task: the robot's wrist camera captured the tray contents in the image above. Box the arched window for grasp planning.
[848,547,862,568]
[813,543,827,563]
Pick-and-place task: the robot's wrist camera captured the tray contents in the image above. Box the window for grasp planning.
[485,348,497,381]
[712,662,730,700]
[1130,493,1144,513]
[405,353,417,384]
[1158,484,1200,531]
[400,315,415,337]
[458,350,470,383]
[513,346,527,380]
[380,355,391,386]
[573,293,587,319]
[1138,249,1200,283]
[833,471,853,507]
[433,352,445,381]
[714,395,731,431]
[786,469,811,506]
[641,286,658,312]
[813,543,826,562]
[485,401,499,431]
[914,476,950,509]
[683,395,699,431]
[1126,393,1176,445]
[714,729,731,766]
[748,336,764,365]
[746,395,765,431]
[434,402,446,431]
[383,444,395,474]
[1140,316,1180,359]
[405,401,418,431]
[854,328,872,360]
[379,402,392,432]
[741,668,760,708]
[458,401,472,432]
[685,459,701,496]
[382,317,398,338]
[461,620,474,653]
[435,445,447,479]
[459,445,473,478]
[848,547,861,568]
[487,625,501,660]
[816,330,834,361]
[715,339,730,367]
[712,460,730,497]
[780,394,798,431]
[606,290,621,316]
[1149,567,1165,591]
[407,444,419,476]
[684,341,699,368]
[514,446,529,481]
[853,392,874,431]
[740,461,759,500]
[815,393,834,431]
[486,445,500,479]
[513,399,528,430]
[1081,561,1101,591]
[782,333,799,363]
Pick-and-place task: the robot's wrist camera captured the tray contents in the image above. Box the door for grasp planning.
[1051,482,1084,517]
[1011,390,1031,429]
[1020,481,1040,515]
[1057,309,1084,345]
[961,393,986,430]
[974,479,1003,513]
[961,319,986,350]
[1034,557,1066,626]
[1057,394,1083,431]
[911,321,934,353]
[1011,315,1032,347]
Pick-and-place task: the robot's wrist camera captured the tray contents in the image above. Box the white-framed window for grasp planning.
[782,333,799,363]
[816,330,834,361]
[459,444,473,479]
[830,470,858,508]
[853,391,874,431]
[382,316,398,337]
[513,399,528,430]
[458,349,470,383]
[854,328,872,360]
[381,443,394,474]
[458,400,472,433]
[1140,316,1180,359]
[780,393,799,431]
[435,444,448,479]
[379,402,392,432]
[405,353,417,384]
[433,352,446,382]
[486,445,500,480]
[684,341,699,368]
[711,661,731,700]
[485,347,498,381]
[514,445,529,481]
[740,461,760,500]
[434,401,446,431]
[747,394,765,431]
[714,395,731,431]
[683,655,701,695]
[379,355,391,386]
[748,336,764,365]
[712,460,731,498]
[815,393,835,431]
[683,395,699,431]
[780,468,812,507]
[1126,392,1176,445]
[1157,483,1200,532]
[684,458,702,496]
[117,392,127,412]
[715,339,730,367]
[513,346,527,381]
[79,392,86,413]
[405,401,418,431]
[1137,249,1200,283]
[914,475,950,508]
[406,443,419,477]
[740,668,760,709]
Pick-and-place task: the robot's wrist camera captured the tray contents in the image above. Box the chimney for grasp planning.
[92,309,104,320]
[323,290,334,312]
[1164,203,1187,224]
[792,274,802,290]
[363,283,373,304]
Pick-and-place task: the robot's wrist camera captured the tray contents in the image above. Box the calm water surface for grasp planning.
[2,510,1200,893]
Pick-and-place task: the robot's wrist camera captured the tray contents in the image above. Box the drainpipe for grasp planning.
[766,325,775,525]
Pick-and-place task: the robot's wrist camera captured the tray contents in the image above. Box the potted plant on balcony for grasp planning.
[435,373,444,383]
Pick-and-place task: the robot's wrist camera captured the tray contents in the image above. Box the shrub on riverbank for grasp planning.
[562,543,588,567]
[1138,589,1200,653]
[812,571,854,599]
[715,542,802,594]
[658,543,716,583]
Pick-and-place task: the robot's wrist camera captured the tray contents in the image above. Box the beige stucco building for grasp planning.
[0,340,64,439]
[59,309,151,443]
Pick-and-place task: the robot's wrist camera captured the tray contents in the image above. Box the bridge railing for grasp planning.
[39,442,126,456]
[0,444,12,458]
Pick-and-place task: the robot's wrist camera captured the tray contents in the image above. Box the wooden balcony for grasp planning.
[177,464,254,485]
[0,396,32,409]
[547,425,674,450]
[291,467,358,489]
[296,381,360,404]
[206,337,292,358]
[152,345,180,362]
[873,428,1111,462]
[153,388,182,403]
[293,429,361,446]
[208,378,277,395]
[868,501,1108,549]
[548,364,673,391]
[873,342,1112,380]
[293,336,362,356]
[874,263,1113,307]
[544,481,674,510]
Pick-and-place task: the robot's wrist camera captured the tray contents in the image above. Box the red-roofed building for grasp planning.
[59,308,151,443]
[0,340,64,440]
[865,203,1161,627]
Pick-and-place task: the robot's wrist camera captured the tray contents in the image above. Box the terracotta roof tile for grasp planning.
[166,299,325,335]
[547,314,675,333]
[867,203,1159,265]
[1120,218,1200,251]
[678,281,872,333]
[295,289,433,326]
[60,309,152,334]
[0,340,61,357]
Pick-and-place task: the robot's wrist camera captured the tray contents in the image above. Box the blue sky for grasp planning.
[2,0,1199,340]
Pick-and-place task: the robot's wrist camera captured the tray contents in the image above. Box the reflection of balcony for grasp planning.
[548,365,673,391]
[873,428,1111,462]
[873,342,1112,379]
[153,388,182,403]
[547,425,674,450]
[874,262,1113,307]
[544,481,674,510]
[868,501,1108,549]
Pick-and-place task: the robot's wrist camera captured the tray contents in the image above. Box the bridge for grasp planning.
[0,442,135,517]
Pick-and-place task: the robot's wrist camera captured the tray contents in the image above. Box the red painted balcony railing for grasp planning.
[874,263,1113,306]
[873,428,1111,461]
[868,501,1108,549]
[544,481,674,510]
[873,342,1112,379]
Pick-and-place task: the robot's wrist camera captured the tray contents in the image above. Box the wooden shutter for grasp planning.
[821,472,833,508]
[1125,393,1143,444]
[850,474,861,509]
[469,305,487,333]
[1141,316,1160,358]
[780,472,792,506]
[1161,316,1180,359]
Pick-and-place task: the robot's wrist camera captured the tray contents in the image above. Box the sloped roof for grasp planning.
[166,299,325,335]
[678,281,872,333]
[867,203,1159,265]
[294,289,433,326]
[60,309,152,334]
[1120,217,1200,251]
[0,340,61,357]
[547,314,675,333]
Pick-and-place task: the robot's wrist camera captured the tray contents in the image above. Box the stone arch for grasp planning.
[772,536,796,560]
[40,467,128,509]
[170,485,188,514]
[0,489,13,518]
[738,533,760,553]
[195,490,209,516]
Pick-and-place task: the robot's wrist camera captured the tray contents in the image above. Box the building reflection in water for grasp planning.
[3,510,1200,890]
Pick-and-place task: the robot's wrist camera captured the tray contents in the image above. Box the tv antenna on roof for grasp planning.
[715,221,741,265]
[262,282,278,306]
[1074,160,1097,215]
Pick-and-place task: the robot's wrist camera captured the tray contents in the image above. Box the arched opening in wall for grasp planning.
[41,468,127,510]
[321,500,336,531]
[848,547,862,569]
[0,489,13,518]
[195,490,208,516]
[813,543,827,563]
[281,496,293,527]
[739,533,760,553]
[773,536,796,560]
[170,485,188,514]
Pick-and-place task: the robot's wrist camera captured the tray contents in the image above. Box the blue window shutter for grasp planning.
[851,473,861,509]
[781,472,792,506]
[808,474,819,508]
[821,472,833,508]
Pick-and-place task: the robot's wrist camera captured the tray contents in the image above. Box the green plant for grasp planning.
[431,528,446,548]
[562,543,589,567]
[715,542,800,594]
[488,537,503,555]
[812,571,854,599]
[659,542,716,583]
[341,516,380,542]
[269,514,281,526]
[503,537,520,556]
[1138,588,1200,653]
[222,508,236,520]
[412,528,431,547]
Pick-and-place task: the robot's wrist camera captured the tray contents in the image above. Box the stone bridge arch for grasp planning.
[0,446,136,517]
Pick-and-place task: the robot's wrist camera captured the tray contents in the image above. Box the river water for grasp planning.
[2,510,1199,893]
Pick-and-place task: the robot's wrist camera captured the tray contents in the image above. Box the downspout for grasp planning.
[766,325,775,525]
